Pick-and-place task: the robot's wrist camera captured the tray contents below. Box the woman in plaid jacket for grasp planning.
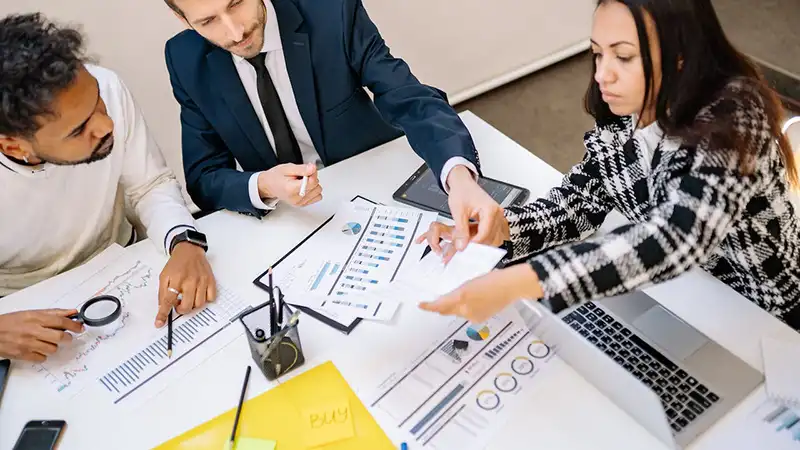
[418,0,800,330]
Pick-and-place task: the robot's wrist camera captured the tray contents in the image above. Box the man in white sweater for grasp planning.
[0,14,216,362]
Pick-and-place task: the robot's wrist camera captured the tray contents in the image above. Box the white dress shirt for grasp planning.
[0,65,196,296]
[234,0,475,210]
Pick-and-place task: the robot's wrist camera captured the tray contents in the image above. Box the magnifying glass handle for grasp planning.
[67,313,85,324]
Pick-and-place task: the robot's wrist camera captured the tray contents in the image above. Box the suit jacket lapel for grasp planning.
[273,0,326,161]
[207,48,278,168]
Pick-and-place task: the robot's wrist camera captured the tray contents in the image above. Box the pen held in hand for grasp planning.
[167,309,173,358]
[299,175,308,197]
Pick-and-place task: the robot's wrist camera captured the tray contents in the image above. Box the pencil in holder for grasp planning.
[239,301,306,381]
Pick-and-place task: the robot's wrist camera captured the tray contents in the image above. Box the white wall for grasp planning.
[3,1,593,198]
[362,0,593,103]
[5,0,189,195]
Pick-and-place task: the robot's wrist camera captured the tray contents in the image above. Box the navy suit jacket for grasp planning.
[165,0,480,215]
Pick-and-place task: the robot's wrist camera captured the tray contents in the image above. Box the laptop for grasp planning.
[516,291,763,449]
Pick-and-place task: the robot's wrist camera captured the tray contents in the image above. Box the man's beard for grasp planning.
[40,134,115,166]
[220,3,266,57]
[223,24,262,57]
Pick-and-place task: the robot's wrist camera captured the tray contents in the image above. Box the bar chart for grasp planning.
[762,404,800,444]
[97,287,248,404]
[440,340,465,363]
[330,206,426,298]
[370,312,555,449]
[715,400,800,449]
[267,202,436,321]
[484,330,523,359]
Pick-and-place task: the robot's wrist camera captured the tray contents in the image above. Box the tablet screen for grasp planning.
[398,167,524,216]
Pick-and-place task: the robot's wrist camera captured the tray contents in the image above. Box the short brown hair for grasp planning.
[164,0,184,17]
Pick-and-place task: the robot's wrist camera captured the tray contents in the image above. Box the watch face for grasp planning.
[186,230,208,246]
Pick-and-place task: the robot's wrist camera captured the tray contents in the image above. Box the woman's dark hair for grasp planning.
[584,0,797,187]
[0,13,88,138]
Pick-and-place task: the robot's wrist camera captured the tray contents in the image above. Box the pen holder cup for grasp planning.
[239,302,306,381]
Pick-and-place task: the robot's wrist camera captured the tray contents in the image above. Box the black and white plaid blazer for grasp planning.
[505,81,800,330]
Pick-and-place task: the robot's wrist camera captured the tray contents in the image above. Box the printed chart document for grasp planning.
[322,243,507,321]
[367,309,556,450]
[706,395,800,449]
[265,201,437,321]
[6,245,249,408]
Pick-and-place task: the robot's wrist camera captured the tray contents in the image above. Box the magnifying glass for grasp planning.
[68,295,122,327]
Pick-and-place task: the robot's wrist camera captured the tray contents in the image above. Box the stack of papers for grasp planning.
[762,336,800,407]
[315,242,507,321]
[277,201,507,322]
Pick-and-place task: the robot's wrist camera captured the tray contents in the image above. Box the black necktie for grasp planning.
[246,53,303,165]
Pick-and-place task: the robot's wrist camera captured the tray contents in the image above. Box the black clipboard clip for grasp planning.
[252,196,378,334]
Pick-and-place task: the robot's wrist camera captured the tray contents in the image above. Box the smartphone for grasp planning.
[393,164,530,219]
[13,420,66,450]
[0,359,9,408]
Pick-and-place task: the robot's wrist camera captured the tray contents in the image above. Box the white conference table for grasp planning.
[1,111,797,450]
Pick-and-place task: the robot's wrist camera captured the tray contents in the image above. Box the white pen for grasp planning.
[299,175,308,197]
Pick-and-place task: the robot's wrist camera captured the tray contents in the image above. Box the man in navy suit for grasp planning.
[164,0,507,250]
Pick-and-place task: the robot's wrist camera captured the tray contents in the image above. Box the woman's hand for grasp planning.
[419,264,544,323]
[416,219,510,264]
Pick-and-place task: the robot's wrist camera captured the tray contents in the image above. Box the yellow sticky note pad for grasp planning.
[233,438,276,450]
[302,400,355,448]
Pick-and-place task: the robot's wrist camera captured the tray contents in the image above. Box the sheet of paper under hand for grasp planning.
[406,242,508,294]
[322,242,508,315]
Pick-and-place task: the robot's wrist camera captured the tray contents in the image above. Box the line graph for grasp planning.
[29,255,248,405]
[34,261,154,396]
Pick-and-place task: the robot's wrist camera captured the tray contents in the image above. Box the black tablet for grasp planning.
[393,164,530,218]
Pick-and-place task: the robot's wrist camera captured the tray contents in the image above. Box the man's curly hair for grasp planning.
[0,13,88,138]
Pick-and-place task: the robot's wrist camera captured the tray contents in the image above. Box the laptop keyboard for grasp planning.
[563,302,721,434]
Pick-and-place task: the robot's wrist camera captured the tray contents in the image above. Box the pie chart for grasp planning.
[342,222,362,236]
[467,324,490,341]
[476,390,500,411]
[527,340,551,359]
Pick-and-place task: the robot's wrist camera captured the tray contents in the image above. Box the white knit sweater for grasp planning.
[0,65,196,296]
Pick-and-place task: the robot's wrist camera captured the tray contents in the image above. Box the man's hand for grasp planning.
[155,243,216,327]
[446,166,508,250]
[0,309,84,362]
[257,163,322,207]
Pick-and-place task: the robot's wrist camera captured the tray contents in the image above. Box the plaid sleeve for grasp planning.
[529,90,775,312]
[503,137,614,261]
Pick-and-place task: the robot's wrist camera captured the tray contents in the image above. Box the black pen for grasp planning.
[167,309,173,358]
[268,267,274,303]
[229,365,251,450]
[276,287,284,326]
[268,267,277,335]
[269,296,278,335]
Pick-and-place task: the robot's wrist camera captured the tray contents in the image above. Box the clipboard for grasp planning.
[252,196,377,334]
